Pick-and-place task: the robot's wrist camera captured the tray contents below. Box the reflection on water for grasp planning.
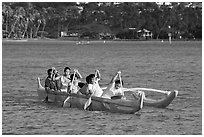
[2,41,202,135]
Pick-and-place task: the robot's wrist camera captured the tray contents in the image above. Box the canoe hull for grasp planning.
[37,77,143,114]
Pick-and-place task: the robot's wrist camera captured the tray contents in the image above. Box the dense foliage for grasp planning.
[2,2,202,40]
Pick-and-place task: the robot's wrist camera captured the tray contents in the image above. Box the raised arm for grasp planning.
[74,69,83,79]
[95,70,101,80]
[51,67,57,80]
[110,71,121,83]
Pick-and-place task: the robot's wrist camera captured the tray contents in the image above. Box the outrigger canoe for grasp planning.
[123,88,178,108]
[37,77,144,114]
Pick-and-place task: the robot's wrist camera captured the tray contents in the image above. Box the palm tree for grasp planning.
[41,18,46,37]
[21,17,29,39]
[8,6,26,39]
[26,2,40,38]
[35,19,41,37]
[2,3,13,38]
[40,8,47,38]
[63,5,81,34]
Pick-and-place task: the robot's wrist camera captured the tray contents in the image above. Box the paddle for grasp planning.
[84,70,97,110]
[118,71,125,96]
[70,69,77,93]
[62,70,76,107]
[51,67,55,80]
[118,71,123,89]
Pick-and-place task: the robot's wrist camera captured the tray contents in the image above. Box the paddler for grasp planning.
[68,69,83,94]
[101,71,125,99]
[78,70,103,97]
[44,67,58,102]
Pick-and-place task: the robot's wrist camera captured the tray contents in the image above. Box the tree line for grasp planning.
[2,2,202,40]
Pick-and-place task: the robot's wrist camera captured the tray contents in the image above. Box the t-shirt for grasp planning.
[101,82,124,99]
[78,83,90,95]
[79,81,103,97]
[69,83,80,94]
[113,88,124,95]
[60,75,71,92]
[45,77,57,91]
[88,81,103,97]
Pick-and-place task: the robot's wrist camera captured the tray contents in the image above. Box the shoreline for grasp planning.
[2,38,201,43]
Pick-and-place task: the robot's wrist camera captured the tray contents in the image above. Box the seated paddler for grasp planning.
[44,68,58,102]
[78,70,103,97]
[45,68,58,92]
[68,69,83,94]
[101,71,125,99]
[56,67,72,92]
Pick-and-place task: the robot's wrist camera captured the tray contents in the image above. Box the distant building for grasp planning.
[61,31,68,37]
[137,29,153,39]
[61,31,79,37]
[99,32,115,39]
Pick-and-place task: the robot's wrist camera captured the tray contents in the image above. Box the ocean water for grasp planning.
[2,40,202,135]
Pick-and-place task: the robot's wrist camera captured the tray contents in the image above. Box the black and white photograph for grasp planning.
[2,2,202,135]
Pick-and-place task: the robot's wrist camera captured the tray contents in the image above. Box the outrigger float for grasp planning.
[37,77,144,114]
[123,88,178,108]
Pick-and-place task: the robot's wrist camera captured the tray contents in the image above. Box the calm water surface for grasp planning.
[2,40,202,135]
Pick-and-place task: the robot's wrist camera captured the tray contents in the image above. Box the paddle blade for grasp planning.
[139,92,144,109]
[63,96,70,107]
[84,97,92,110]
